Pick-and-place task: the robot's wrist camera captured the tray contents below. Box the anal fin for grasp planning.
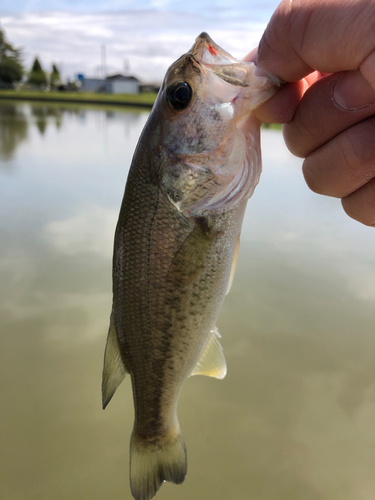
[102,313,127,409]
[190,327,227,379]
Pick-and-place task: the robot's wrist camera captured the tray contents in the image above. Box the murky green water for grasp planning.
[1,100,375,500]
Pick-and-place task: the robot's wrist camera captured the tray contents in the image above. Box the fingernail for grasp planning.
[333,70,375,111]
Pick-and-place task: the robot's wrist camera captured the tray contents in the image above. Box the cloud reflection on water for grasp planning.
[44,204,117,257]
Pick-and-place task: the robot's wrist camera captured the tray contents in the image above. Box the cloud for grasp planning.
[1,9,267,82]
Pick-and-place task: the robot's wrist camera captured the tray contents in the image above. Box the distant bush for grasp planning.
[28,57,47,88]
[0,28,23,86]
[50,63,61,89]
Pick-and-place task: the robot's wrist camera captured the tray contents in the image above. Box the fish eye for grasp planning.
[166,82,192,111]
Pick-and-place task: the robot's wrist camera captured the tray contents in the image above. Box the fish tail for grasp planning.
[129,426,187,500]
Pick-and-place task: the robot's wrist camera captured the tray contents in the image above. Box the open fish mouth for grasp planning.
[190,31,282,89]
[190,32,239,65]
[188,32,249,87]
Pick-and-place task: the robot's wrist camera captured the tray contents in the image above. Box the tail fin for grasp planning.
[130,428,187,500]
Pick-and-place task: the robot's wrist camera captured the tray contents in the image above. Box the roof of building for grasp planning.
[106,74,140,82]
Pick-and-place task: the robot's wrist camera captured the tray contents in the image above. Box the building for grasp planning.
[80,74,140,94]
[105,74,140,94]
[80,78,106,93]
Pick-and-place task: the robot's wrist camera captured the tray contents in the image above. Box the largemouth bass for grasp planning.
[102,32,282,500]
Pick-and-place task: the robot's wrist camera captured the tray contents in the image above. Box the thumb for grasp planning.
[257,0,375,82]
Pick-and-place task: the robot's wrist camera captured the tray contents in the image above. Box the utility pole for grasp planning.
[123,58,130,75]
[101,44,106,78]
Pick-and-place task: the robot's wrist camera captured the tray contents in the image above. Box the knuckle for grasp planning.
[341,180,375,227]
[347,118,375,170]
[300,120,375,199]
[282,93,332,158]
[283,123,309,157]
[302,156,322,194]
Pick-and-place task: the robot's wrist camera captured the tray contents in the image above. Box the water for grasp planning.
[0,101,374,500]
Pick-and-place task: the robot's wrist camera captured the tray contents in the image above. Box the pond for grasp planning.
[1,100,375,500]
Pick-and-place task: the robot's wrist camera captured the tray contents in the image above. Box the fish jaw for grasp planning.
[189,31,239,65]
[190,31,283,119]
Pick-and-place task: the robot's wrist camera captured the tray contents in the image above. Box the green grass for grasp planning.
[0,89,157,107]
[261,122,283,130]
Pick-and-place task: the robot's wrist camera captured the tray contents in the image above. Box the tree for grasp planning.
[0,28,23,86]
[50,63,61,89]
[28,57,47,88]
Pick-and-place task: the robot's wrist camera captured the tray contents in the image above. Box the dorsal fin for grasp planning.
[226,235,240,295]
[189,327,227,379]
[102,313,127,409]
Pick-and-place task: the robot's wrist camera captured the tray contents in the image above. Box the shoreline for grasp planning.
[0,90,282,128]
[0,90,156,108]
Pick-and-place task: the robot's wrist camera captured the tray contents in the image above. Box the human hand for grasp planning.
[246,0,375,227]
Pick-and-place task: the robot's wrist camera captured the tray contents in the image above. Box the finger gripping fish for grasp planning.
[102,32,282,500]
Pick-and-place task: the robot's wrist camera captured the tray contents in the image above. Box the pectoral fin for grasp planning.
[167,218,217,286]
[102,313,127,409]
[226,235,240,295]
[190,327,227,379]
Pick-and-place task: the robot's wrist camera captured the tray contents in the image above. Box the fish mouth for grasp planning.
[188,32,283,90]
[189,32,238,66]
[188,33,251,88]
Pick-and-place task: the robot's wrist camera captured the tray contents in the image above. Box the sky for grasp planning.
[0,0,281,83]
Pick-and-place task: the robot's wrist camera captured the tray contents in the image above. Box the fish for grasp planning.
[102,32,282,500]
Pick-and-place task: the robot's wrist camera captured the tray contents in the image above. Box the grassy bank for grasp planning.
[0,89,282,129]
[0,89,157,108]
